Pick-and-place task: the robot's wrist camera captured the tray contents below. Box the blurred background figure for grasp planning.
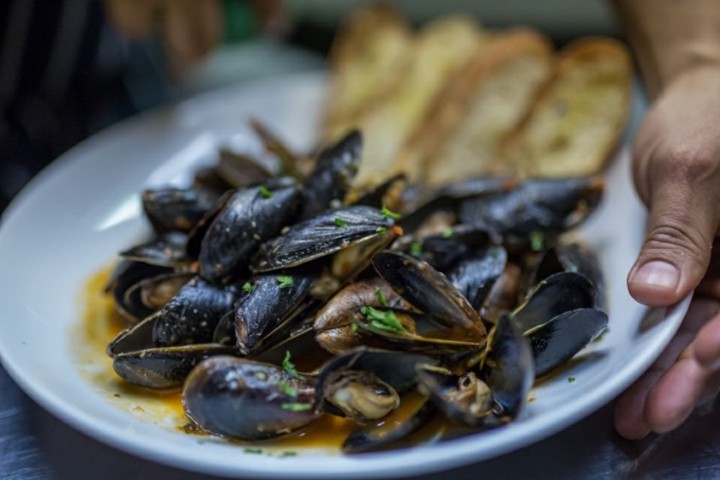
[0,0,619,212]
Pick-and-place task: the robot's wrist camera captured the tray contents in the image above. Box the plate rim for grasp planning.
[0,71,690,478]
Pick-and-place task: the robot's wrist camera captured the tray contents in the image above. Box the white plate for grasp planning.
[0,72,689,479]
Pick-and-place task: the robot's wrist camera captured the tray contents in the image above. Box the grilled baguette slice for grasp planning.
[347,15,486,187]
[321,5,412,139]
[400,29,553,186]
[505,37,632,177]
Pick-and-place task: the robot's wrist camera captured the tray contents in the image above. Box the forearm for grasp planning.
[611,0,720,98]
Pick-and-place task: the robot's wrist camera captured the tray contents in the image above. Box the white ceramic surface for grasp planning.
[0,72,689,479]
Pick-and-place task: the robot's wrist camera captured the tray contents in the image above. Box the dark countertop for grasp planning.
[3,362,720,480]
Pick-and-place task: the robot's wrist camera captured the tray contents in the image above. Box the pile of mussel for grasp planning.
[105,124,608,453]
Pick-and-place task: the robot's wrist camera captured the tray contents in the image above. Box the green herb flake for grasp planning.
[381,205,401,220]
[351,322,359,332]
[374,287,389,307]
[568,376,576,383]
[360,305,406,334]
[242,282,255,294]
[281,402,313,412]
[277,275,294,289]
[280,451,298,458]
[441,228,454,239]
[530,231,544,252]
[409,241,422,257]
[376,226,388,233]
[334,217,348,228]
[282,351,303,380]
[278,381,298,398]
[244,447,263,454]
[259,186,273,199]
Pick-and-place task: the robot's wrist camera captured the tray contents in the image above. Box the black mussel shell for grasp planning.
[152,277,237,347]
[183,357,320,440]
[449,246,507,311]
[235,272,316,353]
[529,308,608,377]
[113,343,237,389]
[251,206,396,273]
[372,251,485,334]
[120,232,190,268]
[300,130,362,219]
[106,260,171,323]
[199,180,302,283]
[142,187,215,234]
[513,271,596,333]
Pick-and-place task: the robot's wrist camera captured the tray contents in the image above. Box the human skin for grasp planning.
[611,0,720,439]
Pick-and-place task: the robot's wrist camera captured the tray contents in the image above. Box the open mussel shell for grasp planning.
[121,272,193,322]
[512,271,596,333]
[449,246,507,311]
[481,263,523,324]
[183,357,320,440]
[251,205,397,273]
[314,347,438,411]
[351,174,407,211]
[483,315,535,418]
[321,370,400,423]
[113,343,237,389]
[342,398,437,454]
[417,315,533,427]
[119,232,190,268]
[353,308,485,356]
[533,242,607,312]
[152,276,237,347]
[313,279,409,354]
[371,251,486,335]
[198,180,302,283]
[107,310,159,357]
[234,272,316,354]
[106,260,172,324]
[459,177,604,244]
[216,149,273,188]
[300,130,362,219]
[142,187,216,234]
[528,308,608,377]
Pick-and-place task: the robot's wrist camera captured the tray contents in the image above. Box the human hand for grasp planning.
[614,65,720,439]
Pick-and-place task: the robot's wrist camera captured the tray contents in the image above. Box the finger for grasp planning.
[162,0,222,73]
[691,305,720,368]
[614,299,713,438]
[627,163,719,307]
[614,367,663,439]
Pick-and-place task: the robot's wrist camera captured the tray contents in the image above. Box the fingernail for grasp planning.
[632,261,680,290]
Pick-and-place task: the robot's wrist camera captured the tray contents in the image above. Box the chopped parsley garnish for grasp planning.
[530,231,544,252]
[277,275,294,288]
[381,205,401,220]
[374,287,388,307]
[278,381,298,398]
[259,186,273,199]
[244,447,263,454]
[409,241,422,257]
[280,451,298,458]
[281,402,313,412]
[568,376,576,383]
[361,306,406,334]
[282,351,303,380]
[242,282,255,294]
[334,217,348,228]
[441,228,454,239]
[376,226,388,233]
[351,322,359,332]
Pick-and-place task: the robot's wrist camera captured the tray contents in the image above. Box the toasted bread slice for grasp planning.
[321,5,412,138]
[399,29,553,186]
[505,37,632,177]
[350,15,486,187]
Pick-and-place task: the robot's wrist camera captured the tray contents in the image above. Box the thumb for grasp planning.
[628,169,719,307]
